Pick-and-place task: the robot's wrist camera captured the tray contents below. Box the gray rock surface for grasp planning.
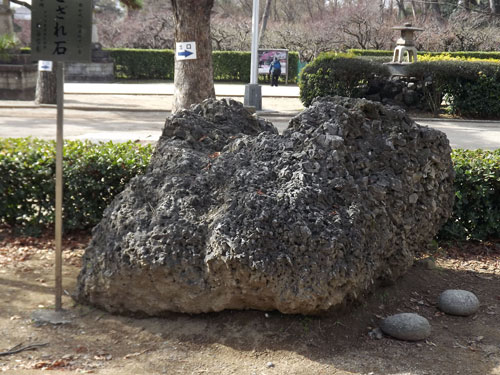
[31,310,72,326]
[380,313,431,341]
[438,289,480,316]
[74,97,455,315]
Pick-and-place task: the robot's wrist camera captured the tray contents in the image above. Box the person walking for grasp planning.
[269,56,281,87]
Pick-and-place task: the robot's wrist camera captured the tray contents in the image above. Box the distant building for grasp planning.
[10,4,31,45]
[13,5,30,20]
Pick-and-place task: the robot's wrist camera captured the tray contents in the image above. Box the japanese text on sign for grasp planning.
[31,0,92,62]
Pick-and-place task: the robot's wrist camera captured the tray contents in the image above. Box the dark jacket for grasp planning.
[269,60,281,75]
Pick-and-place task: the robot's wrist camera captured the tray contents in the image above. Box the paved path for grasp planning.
[64,82,301,98]
[0,82,499,150]
[414,119,500,151]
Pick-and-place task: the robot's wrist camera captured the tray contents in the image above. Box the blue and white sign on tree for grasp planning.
[176,42,197,60]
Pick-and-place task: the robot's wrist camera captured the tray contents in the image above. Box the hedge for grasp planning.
[1,139,497,241]
[107,48,175,80]
[299,52,389,107]
[0,138,152,234]
[212,51,251,82]
[106,48,300,83]
[300,53,500,118]
[418,53,500,64]
[439,149,500,241]
[349,49,500,60]
[406,60,500,118]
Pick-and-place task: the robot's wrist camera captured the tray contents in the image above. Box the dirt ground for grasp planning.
[0,228,499,375]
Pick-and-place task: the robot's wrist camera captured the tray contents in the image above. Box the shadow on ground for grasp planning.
[0,232,499,375]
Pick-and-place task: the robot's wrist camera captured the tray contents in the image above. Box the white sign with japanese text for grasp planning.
[31,0,93,62]
[176,42,197,60]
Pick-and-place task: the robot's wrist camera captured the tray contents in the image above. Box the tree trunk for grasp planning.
[431,0,442,19]
[457,0,470,12]
[259,0,272,42]
[410,0,417,20]
[490,0,497,14]
[170,0,215,112]
[35,70,57,104]
[396,0,407,18]
[305,0,314,20]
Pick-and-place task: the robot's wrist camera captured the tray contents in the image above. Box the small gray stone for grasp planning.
[380,313,431,341]
[266,362,275,368]
[438,289,480,316]
[415,257,436,270]
[368,327,383,340]
[31,309,72,326]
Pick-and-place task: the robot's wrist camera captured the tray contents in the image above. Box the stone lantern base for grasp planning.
[392,46,418,63]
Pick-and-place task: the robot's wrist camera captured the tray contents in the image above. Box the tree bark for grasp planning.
[273,0,279,21]
[396,0,407,18]
[259,0,272,42]
[431,0,442,19]
[35,70,57,104]
[457,0,470,12]
[9,0,31,9]
[305,0,314,20]
[170,0,215,112]
[410,0,417,20]
[490,0,497,14]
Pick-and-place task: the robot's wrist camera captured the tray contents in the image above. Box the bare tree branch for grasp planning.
[9,0,31,10]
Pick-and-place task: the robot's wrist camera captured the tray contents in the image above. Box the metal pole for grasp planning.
[55,61,64,311]
[250,0,260,85]
[244,0,262,110]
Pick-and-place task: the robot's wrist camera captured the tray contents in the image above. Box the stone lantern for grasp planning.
[391,23,424,63]
[385,23,424,76]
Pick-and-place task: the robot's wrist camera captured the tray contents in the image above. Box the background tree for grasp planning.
[9,0,142,104]
[170,0,216,112]
[259,0,272,42]
[96,0,173,49]
[457,0,471,12]
[490,0,498,14]
[91,0,500,65]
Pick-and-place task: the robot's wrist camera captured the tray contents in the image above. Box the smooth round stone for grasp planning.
[380,313,431,341]
[438,289,480,316]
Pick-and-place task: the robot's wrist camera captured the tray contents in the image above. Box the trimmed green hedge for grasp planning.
[212,51,251,82]
[19,47,300,83]
[348,49,394,57]
[1,139,498,241]
[107,48,175,80]
[406,60,500,118]
[439,149,500,241]
[106,48,300,83]
[0,138,152,233]
[301,53,500,118]
[349,49,500,60]
[299,52,389,106]
[288,51,300,82]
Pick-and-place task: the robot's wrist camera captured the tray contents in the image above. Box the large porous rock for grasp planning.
[74,97,455,315]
